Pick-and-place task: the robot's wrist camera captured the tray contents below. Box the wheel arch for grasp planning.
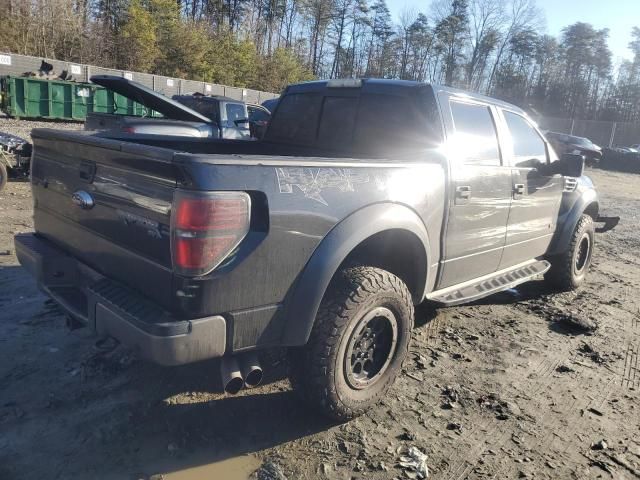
[280,203,431,346]
[547,188,598,256]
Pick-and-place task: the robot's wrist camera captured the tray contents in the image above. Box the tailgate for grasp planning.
[29,129,182,307]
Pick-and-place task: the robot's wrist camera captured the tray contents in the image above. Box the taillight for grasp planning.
[171,191,251,276]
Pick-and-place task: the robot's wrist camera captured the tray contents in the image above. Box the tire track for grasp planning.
[622,342,639,389]
[438,351,567,480]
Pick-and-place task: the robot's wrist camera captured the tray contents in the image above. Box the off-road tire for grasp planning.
[0,162,7,191]
[545,214,595,291]
[289,266,414,421]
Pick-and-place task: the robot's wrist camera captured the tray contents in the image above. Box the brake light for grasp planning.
[171,191,251,276]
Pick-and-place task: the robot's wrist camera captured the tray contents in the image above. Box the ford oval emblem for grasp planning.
[72,190,95,210]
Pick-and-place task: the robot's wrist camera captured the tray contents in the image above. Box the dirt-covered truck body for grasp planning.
[14,78,615,419]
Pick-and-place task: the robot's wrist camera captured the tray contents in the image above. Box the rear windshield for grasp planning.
[265,90,442,156]
[175,97,218,122]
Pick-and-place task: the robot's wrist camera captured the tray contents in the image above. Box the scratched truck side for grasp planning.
[15,78,610,419]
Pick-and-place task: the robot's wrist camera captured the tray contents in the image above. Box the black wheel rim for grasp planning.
[575,235,590,273]
[345,306,398,390]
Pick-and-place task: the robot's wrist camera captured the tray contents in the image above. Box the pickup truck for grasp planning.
[14,78,618,420]
[85,75,267,140]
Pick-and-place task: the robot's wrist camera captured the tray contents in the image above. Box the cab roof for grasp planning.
[285,78,525,115]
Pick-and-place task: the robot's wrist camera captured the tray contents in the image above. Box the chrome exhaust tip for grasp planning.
[240,352,263,388]
[220,356,243,394]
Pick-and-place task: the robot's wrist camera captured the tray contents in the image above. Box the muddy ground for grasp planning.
[0,123,639,479]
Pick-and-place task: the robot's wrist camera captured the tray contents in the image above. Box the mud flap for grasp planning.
[595,216,619,233]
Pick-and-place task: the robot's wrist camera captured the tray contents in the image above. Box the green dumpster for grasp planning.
[91,87,161,117]
[0,76,160,121]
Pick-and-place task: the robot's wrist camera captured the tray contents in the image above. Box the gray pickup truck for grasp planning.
[85,75,262,140]
[14,78,617,420]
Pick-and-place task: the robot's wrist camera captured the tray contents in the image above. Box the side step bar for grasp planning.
[427,259,551,306]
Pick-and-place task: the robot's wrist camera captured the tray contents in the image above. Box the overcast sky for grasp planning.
[386,0,638,62]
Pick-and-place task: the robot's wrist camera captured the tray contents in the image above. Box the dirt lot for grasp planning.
[0,133,639,478]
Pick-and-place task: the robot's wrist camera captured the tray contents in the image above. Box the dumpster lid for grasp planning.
[90,75,212,123]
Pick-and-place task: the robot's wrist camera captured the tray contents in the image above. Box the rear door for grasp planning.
[437,97,512,288]
[497,110,563,268]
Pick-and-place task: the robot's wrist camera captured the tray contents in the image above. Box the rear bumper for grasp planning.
[14,233,226,365]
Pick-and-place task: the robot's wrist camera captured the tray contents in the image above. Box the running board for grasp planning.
[427,259,551,306]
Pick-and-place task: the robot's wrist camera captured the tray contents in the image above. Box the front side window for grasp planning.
[225,103,247,126]
[503,111,548,167]
[449,101,501,166]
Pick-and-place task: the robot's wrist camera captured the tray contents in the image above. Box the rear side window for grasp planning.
[266,93,322,144]
[353,94,436,155]
[503,111,547,166]
[449,101,501,166]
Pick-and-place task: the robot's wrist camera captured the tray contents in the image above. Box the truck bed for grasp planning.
[28,127,446,351]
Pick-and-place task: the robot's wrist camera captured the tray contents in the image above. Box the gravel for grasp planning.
[0,114,83,142]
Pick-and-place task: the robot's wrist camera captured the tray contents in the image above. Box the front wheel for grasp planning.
[289,266,414,420]
[545,214,595,291]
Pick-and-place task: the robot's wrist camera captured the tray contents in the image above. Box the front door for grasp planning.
[497,110,563,268]
[438,98,513,289]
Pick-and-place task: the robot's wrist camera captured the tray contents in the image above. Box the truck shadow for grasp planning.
[132,387,334,477]
[78,346,338,476]
[467,280,554,306]
[0,264,337,478]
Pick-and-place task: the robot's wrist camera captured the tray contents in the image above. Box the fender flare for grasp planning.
[547,188,598,256]
[281,202,431,346]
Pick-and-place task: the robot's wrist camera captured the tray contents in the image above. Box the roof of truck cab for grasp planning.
[285,78,425,95]
[285,79,526,115]
[434,84,526,114]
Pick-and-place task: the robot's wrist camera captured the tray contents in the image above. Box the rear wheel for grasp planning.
[545,214,595,291]
[289,266,414,420]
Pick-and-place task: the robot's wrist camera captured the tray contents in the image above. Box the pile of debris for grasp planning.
[21,60,76,82]
[0,131,32,190]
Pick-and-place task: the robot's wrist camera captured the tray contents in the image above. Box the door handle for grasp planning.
[513,183,525,196]
[456,185,471,199]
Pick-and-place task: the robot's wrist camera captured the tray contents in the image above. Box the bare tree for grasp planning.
[486,0,542,92]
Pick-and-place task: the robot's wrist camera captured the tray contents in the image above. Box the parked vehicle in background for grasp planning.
[247,104,271,139]
[601,146,640,173]
[173,94,254,140]
[544,131,602,166]
[14,78,618,420]
[86,76,262,140]
[0,131,32,191]
[261,97,280,113]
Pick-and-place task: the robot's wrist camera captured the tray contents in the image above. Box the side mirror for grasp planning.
[559,153,584,177]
